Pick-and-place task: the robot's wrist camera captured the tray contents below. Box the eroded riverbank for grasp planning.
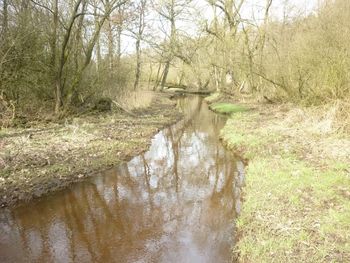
[0,93,182,207]
[0,96,244,263]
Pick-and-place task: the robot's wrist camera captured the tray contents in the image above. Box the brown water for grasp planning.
[0,96,244,263]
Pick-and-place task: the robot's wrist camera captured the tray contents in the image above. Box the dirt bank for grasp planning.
[0,93,182,207]
[206,93,350,262]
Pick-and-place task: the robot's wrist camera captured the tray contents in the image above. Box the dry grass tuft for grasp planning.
[0,94,16,128]
[334,99,350,133]
[117,91,155,110]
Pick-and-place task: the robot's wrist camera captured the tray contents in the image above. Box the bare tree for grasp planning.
[133,0,147,90]
[47,0,129,113]
[65,0,129,109]
[2,0,8,39]
[152,0,193,90]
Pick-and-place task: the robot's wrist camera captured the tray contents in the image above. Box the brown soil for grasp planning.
[0,93,182,207]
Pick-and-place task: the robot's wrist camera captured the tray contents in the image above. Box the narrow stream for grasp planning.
[0,96,244,263]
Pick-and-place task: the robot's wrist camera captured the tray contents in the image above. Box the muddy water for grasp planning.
[0,96,244,263]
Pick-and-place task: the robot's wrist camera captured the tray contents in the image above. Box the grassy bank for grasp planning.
[0,92,182,207]
[209,102,248,115]
[212,96,350,262]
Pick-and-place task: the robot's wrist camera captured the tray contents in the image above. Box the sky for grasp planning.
[196,0,319,26]
[120,0,319,55]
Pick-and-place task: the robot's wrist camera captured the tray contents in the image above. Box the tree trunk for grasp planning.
[133,37,141,90]
[74,0,87,71]
[160,7,176,90]
[65,3,118,109]
[160,61,170,90]
[116,24,122,71]
[51,0,58,111]
[153,61,162,90]
[147,63,153,89]
[133,0,146,90]
[2,0,8,39]
[55,78,62,113]
[96,37,102,72]
[94,6,102,73]
[54,0,83,114]
[107,18,115,74]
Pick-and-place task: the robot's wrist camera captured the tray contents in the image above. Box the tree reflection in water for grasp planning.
[0,96,245,263]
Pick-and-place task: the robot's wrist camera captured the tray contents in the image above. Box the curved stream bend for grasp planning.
[0,96,244,263]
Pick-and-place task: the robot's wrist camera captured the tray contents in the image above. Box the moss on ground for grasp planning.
[210,102,248,115]
[220,103,350,262]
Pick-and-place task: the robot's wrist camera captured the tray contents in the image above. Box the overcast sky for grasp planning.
[197,0,319,24]
[120,0,319,55]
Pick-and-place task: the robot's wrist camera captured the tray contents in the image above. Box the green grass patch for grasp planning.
[210,102,248,114]
[219,106,350,262]
[236,156,350,262]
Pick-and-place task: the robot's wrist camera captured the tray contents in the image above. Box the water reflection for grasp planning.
[0,96,244,263]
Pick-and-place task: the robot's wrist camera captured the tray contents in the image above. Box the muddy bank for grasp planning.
[0,93,182,207]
